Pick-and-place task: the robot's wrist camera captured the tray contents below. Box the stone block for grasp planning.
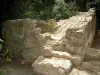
[32,56,72,75]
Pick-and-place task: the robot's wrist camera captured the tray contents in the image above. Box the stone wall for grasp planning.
[2,19,58,62]
[2,20,44,62]
[2,9,96,64]
[65,9,96,58]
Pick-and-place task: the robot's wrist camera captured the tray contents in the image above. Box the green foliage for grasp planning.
[0,66,13,75]
[0,42,11,65]
[96,0,100,3]
[52,0,77,20]
[47,19,58,32]
[0,44,2,50]
[7,0,78,20]
[25,11,34,18]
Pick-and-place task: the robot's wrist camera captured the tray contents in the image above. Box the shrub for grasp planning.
[0,39,11,65]
[0,66,13,75]
[52,0,77,20]
[47,19,58,32]
[7,0,78,20]
[96,0,100,3]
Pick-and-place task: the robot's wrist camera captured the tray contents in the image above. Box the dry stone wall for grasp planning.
[2,19,44,61]
[64,9,96,58]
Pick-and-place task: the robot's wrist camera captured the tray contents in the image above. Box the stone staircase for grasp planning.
[32,9,96,75]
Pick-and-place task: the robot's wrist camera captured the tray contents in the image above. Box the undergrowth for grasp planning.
[0,39,11,66]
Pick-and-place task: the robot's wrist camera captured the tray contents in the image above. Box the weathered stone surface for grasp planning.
[42,47,72,60]
[64,9,96,59]
[51,51,72,60]
[69,68,91,75]
[22,23,44,62]
[75,61,100,75]
[85,48,100,60]
[82,61,100,72]
[2,19,44,61]
[42,48,83,65]
[82,62,95,71]
[32,56,72,75]
[72,55,83,65]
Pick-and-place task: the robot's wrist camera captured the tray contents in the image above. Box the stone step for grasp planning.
[32,56,72,75]
[43,47,83,65]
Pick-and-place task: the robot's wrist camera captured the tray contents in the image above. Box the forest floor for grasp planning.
[0,60,33,75]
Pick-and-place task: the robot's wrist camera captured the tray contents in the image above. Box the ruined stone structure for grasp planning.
[2,8,98,75]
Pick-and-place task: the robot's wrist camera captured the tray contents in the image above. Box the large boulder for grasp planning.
[32,56,72,75]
